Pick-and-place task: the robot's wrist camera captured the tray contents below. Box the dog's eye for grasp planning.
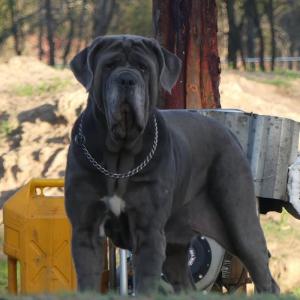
[137,63,147,73]
[104,62,115,70]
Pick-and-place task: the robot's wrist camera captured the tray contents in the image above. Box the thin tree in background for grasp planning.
[246,0,265,71]
[226,0,245,69]
[245,0,255,70]
[62,0,75,66]
[279,0,300,70]
[8,0,22,55]
[92,0,116,38]
[75,0,88,53]
[153,0,221,109]
[265,0,276,71]
[38,1,45,61]
[45,0,55,66]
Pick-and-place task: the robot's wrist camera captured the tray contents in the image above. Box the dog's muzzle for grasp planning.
[105,69,146,142]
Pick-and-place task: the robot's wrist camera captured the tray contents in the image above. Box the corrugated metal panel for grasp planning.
[196,109,300,201]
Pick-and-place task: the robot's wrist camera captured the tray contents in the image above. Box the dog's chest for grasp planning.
[101,194,126,217]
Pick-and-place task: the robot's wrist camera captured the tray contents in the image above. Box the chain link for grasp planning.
[76,112,158,179]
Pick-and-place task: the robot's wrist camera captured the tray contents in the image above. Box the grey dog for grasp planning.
[65,35,279,294]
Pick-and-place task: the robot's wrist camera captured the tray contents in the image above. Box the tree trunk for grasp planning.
[248,0,265,71]
[76,0,88,53]
[226,0,239,69]
[38,1,45,61]
[8,0,22,55]
[245,0,255,71]
[62,0,75,66]
[92,0,115,38]
[288,43,295,70]
[266,0,276,71]
[153,0,221,109]
[45,0,55,66]
[297,47,300,71]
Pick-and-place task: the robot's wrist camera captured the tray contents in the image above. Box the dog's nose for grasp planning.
[117,72,137,88]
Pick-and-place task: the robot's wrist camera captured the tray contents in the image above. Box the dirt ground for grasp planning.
[0,56,300,294]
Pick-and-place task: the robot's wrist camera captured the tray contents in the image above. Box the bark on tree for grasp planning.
[153,0,221,109]
[45,0,55,66]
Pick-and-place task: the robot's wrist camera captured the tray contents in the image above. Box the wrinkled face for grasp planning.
[70,35,181,146]
[93,39,159,143]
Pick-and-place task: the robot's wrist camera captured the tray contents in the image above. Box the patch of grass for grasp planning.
[243,69,300,89]
[12,77,70,97]
[0,291,298,300]
[0,259,7,294]
[262,78,290,88]
[261,210,300,241]
[292,287,300,298]
[273,69,300,80]
[0,120,12,137]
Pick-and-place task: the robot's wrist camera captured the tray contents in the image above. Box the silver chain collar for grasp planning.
[75,112,158,179]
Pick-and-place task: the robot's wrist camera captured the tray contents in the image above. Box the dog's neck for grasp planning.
[82,98,156,196]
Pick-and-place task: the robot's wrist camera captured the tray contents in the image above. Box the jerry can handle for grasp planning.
[29,178,64,197]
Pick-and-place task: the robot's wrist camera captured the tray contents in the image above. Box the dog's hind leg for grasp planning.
[162,243,196,293]
[209,151,280,294]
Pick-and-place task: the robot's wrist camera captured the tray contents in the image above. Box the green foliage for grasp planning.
[11,77,70,97]
[109,0,152,36]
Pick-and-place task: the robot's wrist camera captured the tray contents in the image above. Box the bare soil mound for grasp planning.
[220,70,300,122]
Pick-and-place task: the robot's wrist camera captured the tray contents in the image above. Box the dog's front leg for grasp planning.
[65,180,107,292]
[133,227,166,294]
[71,226,105,291]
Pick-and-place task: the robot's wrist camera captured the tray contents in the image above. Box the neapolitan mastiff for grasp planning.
[65,35,279,294]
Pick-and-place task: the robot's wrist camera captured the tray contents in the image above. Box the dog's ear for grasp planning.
[70,37,104,91]
[70,47,90,90]
[159,46,182,93]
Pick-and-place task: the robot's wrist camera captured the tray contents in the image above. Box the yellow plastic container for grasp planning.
[3,178,76,294]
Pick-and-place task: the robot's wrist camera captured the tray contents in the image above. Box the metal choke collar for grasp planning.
[75,112,158,179]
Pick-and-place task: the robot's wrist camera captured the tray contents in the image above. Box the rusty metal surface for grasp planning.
[197,109,300,200]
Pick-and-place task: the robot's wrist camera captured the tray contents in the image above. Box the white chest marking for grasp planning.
[102,195,125,217]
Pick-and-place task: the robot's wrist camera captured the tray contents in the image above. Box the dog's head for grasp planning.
[70,35,181,145]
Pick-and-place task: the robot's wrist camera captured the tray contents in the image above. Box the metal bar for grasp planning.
[119,249,128,295]
[108,240,117,290]
[245,57,300,63]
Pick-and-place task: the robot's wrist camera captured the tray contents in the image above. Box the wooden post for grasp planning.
[153,0,221,109]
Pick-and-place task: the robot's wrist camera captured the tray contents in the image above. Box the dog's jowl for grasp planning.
[65,35,279,294]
